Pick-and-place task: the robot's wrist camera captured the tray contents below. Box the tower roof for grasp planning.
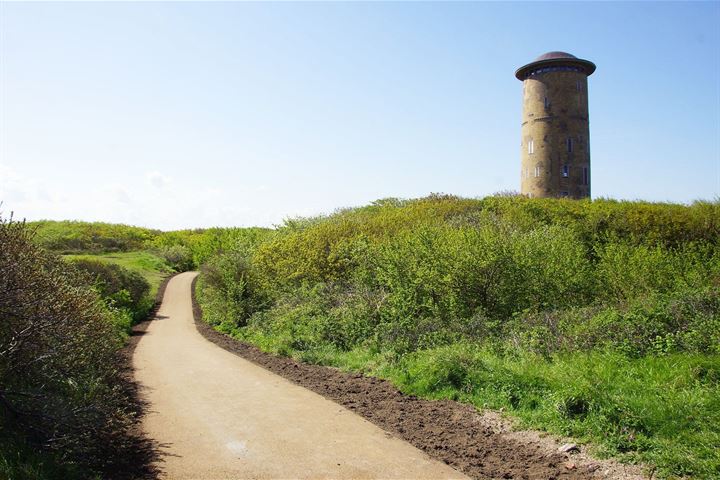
[534,51,577,61]
[515,51,596,80]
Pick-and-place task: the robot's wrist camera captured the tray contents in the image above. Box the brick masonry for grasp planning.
[518,58,593,199]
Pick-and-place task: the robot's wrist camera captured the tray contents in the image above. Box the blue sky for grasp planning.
[1,2,718,229]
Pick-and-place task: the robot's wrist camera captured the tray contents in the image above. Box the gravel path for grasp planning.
[133,271,468,479]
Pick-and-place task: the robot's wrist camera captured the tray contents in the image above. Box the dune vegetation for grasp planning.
[7,196,719,478]
[0,217,160,479]
[195,195,720,479]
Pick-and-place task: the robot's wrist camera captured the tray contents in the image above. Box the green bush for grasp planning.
[200,249,270,329]
[595,242,718,302]
[29,220,158,253]
[71,258,153,326]
[0,216,147,478]
[157,244,194,272]
[152,227,273,269]
[196,194,720,478]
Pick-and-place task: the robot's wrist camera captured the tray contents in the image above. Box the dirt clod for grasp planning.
[559,443,581,454]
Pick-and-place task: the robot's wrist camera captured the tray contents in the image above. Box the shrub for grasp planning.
[0,216,145,477]
[71,258,153,325]
[29,220,158,253]
[196,195,720,477]
[200,250,269,328]
[157,244,194,272]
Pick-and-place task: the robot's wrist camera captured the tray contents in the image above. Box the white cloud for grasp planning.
[0,162,287,229]
[110,185,133,205]
[146,171,171,190]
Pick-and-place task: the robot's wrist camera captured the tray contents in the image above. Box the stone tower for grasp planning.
[515,51,596,199]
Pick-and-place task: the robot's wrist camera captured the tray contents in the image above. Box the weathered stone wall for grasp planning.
[520,71,590,199]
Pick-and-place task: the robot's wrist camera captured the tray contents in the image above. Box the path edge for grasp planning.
[188,275,648,480]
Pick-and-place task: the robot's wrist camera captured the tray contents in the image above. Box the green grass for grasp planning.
[64,250,173,295]
[29,220,158,254]
[0,435,85,480]
[389,347,720,479]
[198,268,720,479]
[221,320,720,479]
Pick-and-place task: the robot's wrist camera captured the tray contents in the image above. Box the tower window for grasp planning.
[582,167,589,185]
[560,191,569,198]
[567,138,574,153]
[544,97,550,109]
[528,139,534,154]
[534,166,541,177]
[562,165,569,177]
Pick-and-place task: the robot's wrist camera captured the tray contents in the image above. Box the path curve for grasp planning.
[133,272,469,479]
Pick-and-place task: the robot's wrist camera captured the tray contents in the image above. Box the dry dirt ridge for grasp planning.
[190,276,648,480]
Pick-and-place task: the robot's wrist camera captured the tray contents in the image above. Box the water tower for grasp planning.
[515,52,596,198]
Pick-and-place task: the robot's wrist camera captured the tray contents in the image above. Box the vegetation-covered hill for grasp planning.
[29,220,159,254]
[196,195,720,479]
[11,196,720,477]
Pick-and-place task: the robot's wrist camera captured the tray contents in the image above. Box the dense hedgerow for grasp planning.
[0,217,149,479]
[151,227,273,269]
[197,195,720,478]
[70,258,154,331]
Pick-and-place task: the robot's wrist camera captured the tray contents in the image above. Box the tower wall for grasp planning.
[519,67,591,199]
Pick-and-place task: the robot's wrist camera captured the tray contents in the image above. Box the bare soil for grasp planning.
[191,276,647,480]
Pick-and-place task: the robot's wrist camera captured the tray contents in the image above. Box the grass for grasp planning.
[29,220,158,254]
[0,435,83,480]
[64,250,173,295]
[225,321,720,479]
[191,192,720,479]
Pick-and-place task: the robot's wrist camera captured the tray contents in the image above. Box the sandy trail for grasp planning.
[133,272,468,480]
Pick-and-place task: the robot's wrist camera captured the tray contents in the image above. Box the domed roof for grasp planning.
[534,51,577,61]
[515,51,595,80]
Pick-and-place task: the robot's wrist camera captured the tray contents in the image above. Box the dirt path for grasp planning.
[133,272,468,479]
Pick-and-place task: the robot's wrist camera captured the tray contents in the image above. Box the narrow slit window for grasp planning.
[544,97,550,108]
[534,166,541,177]
[567,137,574,153]
[528,139,534,154]
[583,167,589,185]
[562,165,569,177]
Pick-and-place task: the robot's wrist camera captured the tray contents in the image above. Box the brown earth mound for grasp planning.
[190,277,641,480]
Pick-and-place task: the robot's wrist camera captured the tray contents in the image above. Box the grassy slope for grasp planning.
[21,203,720,478]
[216,314,719,479]
[64,251,173,296]
[29,220,158,254]
[196,195,720,479]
